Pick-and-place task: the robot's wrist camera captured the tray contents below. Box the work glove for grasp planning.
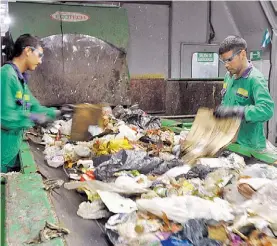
[60,104,74,115]
[30,113,52,125]
[213,106,245,119]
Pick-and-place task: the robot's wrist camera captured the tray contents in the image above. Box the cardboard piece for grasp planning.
[181,108,241,164]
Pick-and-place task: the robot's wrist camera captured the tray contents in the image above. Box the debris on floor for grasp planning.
[26,221,70,244]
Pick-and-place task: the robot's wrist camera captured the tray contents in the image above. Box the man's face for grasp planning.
[25,46,44,71]
[220,49,246,75]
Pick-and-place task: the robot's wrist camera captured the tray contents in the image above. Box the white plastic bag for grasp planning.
[62,143,77,161]
[43,146,62,159]
[242,164,277,179]
[64,179,149,195]
[97,191,137,213]
[74,145,91,157]
[115,123,140,141]
[88,125,103,137]
[136,196,234,223]
[240,181,277,224]
[47,155,64,168]
[238,178,272,191]
[198,153,245,170]
[77,201,110,219]
[161,165,191,178]
[42,134,55,145]
[115,176,152,189]
[60,119,72,136]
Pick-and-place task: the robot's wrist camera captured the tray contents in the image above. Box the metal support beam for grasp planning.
[260,1,277,145]
[268,29,277,144]
[260,1,277,28]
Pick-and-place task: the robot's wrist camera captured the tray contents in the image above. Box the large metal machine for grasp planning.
[6,2,131,106]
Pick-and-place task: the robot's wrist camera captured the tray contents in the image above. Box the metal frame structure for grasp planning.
[260,1,277,145]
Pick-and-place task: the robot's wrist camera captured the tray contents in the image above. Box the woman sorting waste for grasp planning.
[1,34,71,173]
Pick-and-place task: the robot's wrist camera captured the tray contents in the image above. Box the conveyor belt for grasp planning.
[29,142,111,246]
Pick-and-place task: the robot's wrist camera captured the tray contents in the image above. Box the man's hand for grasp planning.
[214,106,245,119]
[30,113,52,125]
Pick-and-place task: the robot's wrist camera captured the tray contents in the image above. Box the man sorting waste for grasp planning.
[1,34,71,172]
[214,36,274,151]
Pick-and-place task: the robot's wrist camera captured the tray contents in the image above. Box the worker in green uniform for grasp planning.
[214,36,274,151]
[1,34,71,173]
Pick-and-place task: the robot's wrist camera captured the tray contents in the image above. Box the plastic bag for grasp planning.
[161,165,191,179]
[171,219,221,246]
[43,145,62,157]
[77,201,110,219]
[88,125,103,137]
[240,181,277,225]
[42,134,55,145]
[94,150,184,182]
[238,178,272,191]
[198,153,245,170]
[115,175,152,190]
[74,145,91,157]
[175,219,208,243]
[159,152,176,161]
[136,196,234,223]
[183,165,216,180]
[223,183,248,205]
[241,164,277,179]
[161,237,192,246]
[112,104,161,130]
[47,155,64,168]
[64,179,148,195]
[106,213,131,230]
[62,143,78,162]
[97,191,137,213]
[115,123,141,141]
[60,119,72,136]
[93,139,133,156]
[114,212,165,246]
[204,168,236,195]
[224,153,245,169]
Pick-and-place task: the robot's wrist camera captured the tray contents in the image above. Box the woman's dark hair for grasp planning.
[10,33,42,59]
[219,36,247,55]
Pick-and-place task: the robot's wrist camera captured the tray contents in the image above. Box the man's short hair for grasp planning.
[219,36,247,55]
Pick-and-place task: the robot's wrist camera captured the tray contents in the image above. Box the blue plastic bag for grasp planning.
[161,236,192,246]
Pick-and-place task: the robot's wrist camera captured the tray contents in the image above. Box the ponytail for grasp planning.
[6,33,42,60]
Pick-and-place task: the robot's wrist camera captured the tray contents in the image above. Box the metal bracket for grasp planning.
[260,1,277,145]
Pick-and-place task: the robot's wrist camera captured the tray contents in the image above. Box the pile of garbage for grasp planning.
[33,105,277,246]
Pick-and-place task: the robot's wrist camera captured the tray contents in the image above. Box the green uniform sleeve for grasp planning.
[26,86,57,120]
[221,73,229,105]
[244,76,274,123]
[1,70,34,130]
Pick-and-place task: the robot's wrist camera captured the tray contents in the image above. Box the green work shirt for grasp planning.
[1,64,57,169]
[222,66,274,150]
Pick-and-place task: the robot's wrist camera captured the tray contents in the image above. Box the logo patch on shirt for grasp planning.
[223,83,227,89]
[236,88,249,98]
[24,94,30,101]
[15,91,23,99]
